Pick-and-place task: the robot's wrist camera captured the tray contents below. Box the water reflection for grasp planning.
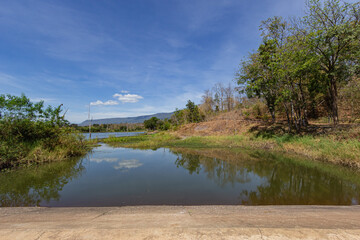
[113,159,143,170]
[172,149,360,205]
[174,150,253,186]
[0,158,84,207]
[1,145,360,207]
[90,157,119,163]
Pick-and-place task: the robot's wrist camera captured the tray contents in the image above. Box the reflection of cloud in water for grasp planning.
[113,159,143,170]
[90,157,119,163]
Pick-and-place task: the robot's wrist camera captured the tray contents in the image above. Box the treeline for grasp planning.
[170,83,240,127]
[0,94,87,169]
[237,0,360,131]
[144,117,172,131]
[143,99,209,131]
[143,100,203,131]
[73,123,144,133]
[200,83,241,117]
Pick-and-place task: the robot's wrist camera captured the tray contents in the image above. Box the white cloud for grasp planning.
[113,159,143,170]
[113,93,143,103]
[90,100,119,106]
[120,90,129,93]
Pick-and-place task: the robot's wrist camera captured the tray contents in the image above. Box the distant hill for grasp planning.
[78,112,174,126]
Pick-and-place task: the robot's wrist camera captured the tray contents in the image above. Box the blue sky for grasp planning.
[1,0,309,123]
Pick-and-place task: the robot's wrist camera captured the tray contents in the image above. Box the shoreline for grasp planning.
[101,132,360,170]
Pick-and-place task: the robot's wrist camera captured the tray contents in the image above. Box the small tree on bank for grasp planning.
[186,100,202,123]
[144,117,159,130]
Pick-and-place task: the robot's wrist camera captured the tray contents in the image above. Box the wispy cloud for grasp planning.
[0,0,121,62]
[0,72,26,90]
[113,93,143,103]
[90,100,119,106]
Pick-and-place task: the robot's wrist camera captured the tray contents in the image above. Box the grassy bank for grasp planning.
[0,130,93,170]
[0,94,95,170]
[102,131,360,170]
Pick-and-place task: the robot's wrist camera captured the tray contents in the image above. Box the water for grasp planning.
[1,144,360,207]
[82,131,144,139]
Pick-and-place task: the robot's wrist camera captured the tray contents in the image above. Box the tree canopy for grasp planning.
[237,0,360,129]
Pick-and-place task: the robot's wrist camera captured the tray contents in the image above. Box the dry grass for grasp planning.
[176,118,259,137]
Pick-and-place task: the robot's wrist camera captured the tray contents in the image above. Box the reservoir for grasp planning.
[1,143,360,206]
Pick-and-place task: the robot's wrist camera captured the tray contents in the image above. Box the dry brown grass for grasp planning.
[176,109,263,137]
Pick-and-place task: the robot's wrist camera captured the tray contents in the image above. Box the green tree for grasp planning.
[172,108,186,125]
[237,0,360,129]
[0,94,84,169]
[144,117,160,130]
[237,40,279,122]
[302,0,360,124]
[186,100,202,123]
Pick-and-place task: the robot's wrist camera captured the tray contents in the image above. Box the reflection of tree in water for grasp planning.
[0,158,85,207]
[239,153,360,205]
[173,149,360,205]
[174,150,253,187]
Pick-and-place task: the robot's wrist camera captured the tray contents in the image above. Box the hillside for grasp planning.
[175,109,360,138]
[79,112,173,126]
[175,110,257,136]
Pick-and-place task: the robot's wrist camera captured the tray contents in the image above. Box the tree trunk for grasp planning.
[283,103,292,132]
[268,105,275,123]
[329,76,339,125]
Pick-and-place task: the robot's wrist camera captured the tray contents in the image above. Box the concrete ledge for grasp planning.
[1,206,360,239]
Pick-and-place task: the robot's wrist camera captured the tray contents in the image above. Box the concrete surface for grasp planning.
[1,205,360,239]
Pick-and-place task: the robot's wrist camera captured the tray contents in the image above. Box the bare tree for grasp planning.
[224,83,234,111]
[200,89,214,113]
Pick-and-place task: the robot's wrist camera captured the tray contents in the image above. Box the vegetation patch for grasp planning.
[0,94,91,170]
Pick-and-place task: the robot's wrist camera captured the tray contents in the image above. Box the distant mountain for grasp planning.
[78,112,174,126]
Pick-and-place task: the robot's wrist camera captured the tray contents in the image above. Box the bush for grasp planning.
[144,117,160,130]
[0,94,87,169]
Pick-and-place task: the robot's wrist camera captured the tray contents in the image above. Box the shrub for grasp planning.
[0,94,87,169]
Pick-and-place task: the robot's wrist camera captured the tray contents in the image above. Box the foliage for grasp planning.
[171,108,186,126]
[236,0,360,129]
[170,100,205,127]
[0,93,68,126]
[0,94,87,169]
[303,0,360,123]
[186,100,203,123]
[143,117,172,131]
[144,117,160,130]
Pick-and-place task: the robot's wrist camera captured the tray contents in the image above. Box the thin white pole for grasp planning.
[88,104,91,140]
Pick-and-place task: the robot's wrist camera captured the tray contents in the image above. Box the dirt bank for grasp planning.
[1,206,360,239]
